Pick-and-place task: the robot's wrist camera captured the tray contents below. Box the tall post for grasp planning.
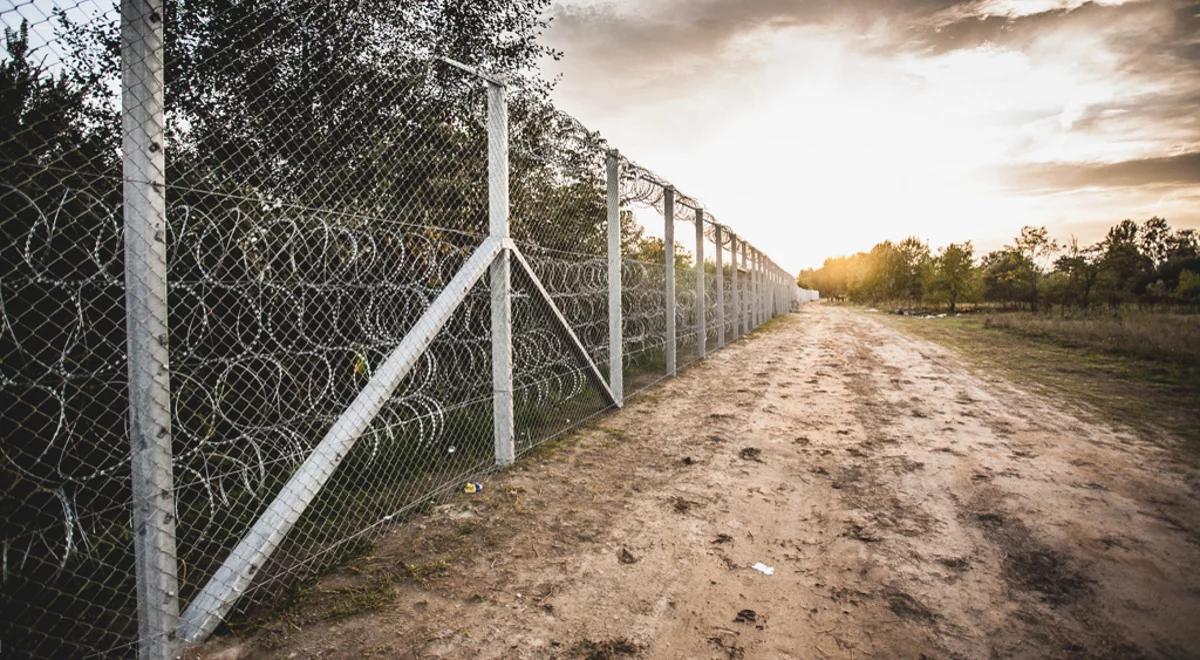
[744,248,753,331]
[765,265,771,319]
[773,268,779,317]
[767,266,773,318]
[714,225,725,348]
[694,208,706,360]
[121,1,179,657]
[761,254,767,324]
[488,80,514,467]
[749,248,756,329]
[663,187,676,376]
[606,150,623,405]
[777,268,783,316]
[768,264,777,319]
[774,268,780,317]
[753,249,762,328]
[729,233,739,340]
[740,241,749,333]
[772,265,778,317]
[762,255,768,322]
[768,265,774,318]
[768,265,777,319]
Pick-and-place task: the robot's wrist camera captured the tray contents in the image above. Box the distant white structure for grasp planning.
[792,286,819,309]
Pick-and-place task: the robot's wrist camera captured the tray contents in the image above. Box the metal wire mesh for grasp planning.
[1,2,803,656]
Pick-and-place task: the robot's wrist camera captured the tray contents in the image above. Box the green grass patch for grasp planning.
[746,313,792,338]
[881,311,1200,452]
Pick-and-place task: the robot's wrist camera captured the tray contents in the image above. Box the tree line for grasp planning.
[796,218,1200,312]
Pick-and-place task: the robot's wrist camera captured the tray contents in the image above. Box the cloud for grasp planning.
[912,1,1161,53]
[998,151,1200,192]
[546,1,1194,64]
[1068,90,1200,147]
[546,1,1197,98]
[545,0,1199,150]
[541,0,1200,268]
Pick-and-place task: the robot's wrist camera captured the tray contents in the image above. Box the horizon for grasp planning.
[539,0,1200,272]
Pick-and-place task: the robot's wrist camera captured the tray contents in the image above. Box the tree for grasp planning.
[981,248,1036,307]
[927,242,975,313]
[895,236,931,302]
[1176,270,1200,304]
[1051,238,1101,307]
[1166,228,1198,261]
[1140,216,1171,267]
[1012,226,1060,309]
[796,218,1196,310]
[1095,219,1152,307]
[2,20,120,276]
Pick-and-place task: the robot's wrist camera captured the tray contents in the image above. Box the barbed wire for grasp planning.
[0,2,801,656]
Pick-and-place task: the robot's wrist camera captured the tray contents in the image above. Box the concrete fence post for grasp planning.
[714,225,725,348]
[606,150,623,405]
[120,1,180,657]
[694,208,705,360]
[750,249,757,328]
[758,257,763,324]
[778,268,784,315]
[729,233,739,340]
[741,241,749,333]
[758,251,764,325]
[763,255,769,322]
[488,79,514,467]
[763,256,769,322]
[766,264,771,319]
[767,266,772,318]
[664,187,676,376]
[775,268,781,316]
[769,266,775,317]
[750,249,758,328]
[756,250,763,327]
[778,267,783,315]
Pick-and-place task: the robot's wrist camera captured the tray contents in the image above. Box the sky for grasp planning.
[538,0,1200,272]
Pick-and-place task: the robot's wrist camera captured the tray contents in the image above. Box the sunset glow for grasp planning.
[542,0,1200,270]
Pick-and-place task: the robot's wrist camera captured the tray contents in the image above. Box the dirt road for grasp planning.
[199,305,1200,659]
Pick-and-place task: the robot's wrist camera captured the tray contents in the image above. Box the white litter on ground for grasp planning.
[751,562,775,576]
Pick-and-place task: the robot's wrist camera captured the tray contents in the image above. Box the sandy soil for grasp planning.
[194,305,1200,659]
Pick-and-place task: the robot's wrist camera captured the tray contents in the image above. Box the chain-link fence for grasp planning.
[0,2,806,657]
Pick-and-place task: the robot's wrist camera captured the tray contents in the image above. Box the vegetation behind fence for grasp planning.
[0,1,801,657]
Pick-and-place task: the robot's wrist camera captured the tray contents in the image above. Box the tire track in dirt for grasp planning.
[193,306,1200,660]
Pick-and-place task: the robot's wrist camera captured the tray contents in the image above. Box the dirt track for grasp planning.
[198,305,1200,659]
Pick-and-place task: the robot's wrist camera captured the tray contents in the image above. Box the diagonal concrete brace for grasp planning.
[508,244,621,409]
[179,236,504,643]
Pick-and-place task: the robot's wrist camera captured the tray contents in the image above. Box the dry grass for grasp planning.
[981,311,1200,364]
[882,310,1200,452]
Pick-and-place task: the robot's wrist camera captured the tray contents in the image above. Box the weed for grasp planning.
[323,576,398,620]
[404,557,453,583]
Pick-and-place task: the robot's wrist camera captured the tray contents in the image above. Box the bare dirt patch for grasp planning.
[191,306,1200,659]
